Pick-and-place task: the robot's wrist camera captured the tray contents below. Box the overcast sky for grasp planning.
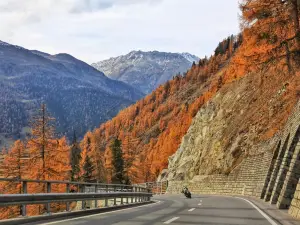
[0,0,240,64]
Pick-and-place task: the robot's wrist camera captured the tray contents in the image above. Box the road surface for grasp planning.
[34,195,286,225]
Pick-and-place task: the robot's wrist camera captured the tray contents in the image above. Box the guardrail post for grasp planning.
[131,186,134,203]
[66,183,70,212]
[121,185,123,205]
[46,182,51,214]
[114,186,117,206]
[94,185,98,208]
[105,185,108,207]
[139,187,141,202]
[22,181,27,216]
[160,182,162,195]
[82,185,86,210]
[126,187,129,204]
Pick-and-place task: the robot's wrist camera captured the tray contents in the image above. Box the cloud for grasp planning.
[69,0,163,13]
[0,0,240,63]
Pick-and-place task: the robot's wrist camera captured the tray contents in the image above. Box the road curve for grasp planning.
[33,195,280,225]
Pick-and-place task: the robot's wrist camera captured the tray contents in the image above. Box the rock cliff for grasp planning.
[165,69,300,181]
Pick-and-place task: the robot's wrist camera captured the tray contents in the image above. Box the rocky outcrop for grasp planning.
[165,69,299,182]
[166,98,300,219]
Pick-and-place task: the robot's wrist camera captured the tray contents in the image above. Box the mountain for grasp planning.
[0,40,143,146]
[91,51,199,94]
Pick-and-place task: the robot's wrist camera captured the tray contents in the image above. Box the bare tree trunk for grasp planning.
[291,0,300,49]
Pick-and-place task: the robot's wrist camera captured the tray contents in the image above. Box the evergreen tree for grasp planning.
[110,138,126,184]
[83,155,94,182]
[70,131,81,181]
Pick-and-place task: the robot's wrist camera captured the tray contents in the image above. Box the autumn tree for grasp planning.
[27,104,56,181]
[0,141,27,219]
[1,140,27,180]
[26,104,71,215]
[28,104,70,182]
[240,0,300,71]
[1,104,71,218]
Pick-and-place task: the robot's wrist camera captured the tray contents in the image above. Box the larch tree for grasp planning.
[240,0,300,71]
[27,103,56,182]
[26,104,71,212]
[1,140,27,180]
[0,140,27,219]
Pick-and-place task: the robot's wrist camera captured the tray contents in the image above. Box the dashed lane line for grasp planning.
[164,217,180,224]
[188,208,195,212]
[198,203,202,206]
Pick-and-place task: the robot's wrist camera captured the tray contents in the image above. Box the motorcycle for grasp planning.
[181,186,192,198]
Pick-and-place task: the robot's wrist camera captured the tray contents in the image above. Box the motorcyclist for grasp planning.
[181,186,191,198]
[181,186,188,194]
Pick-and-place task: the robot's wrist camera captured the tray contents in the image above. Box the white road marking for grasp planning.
[188,208,195,212]
[200,199,202,202]
[235,197,278,225]
[198,203,202,206]
[164,217,180,224]
[39,201,161,225]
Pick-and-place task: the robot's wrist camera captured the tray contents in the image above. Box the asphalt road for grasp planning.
[31,194,287,225]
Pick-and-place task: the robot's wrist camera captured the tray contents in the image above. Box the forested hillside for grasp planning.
[0,41,143,147]
[79,0,300,184]
[81,35,243,183]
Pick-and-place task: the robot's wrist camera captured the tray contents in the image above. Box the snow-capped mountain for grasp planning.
[92,51,199,94]
[0,40,143,143]
[180,52,200,63]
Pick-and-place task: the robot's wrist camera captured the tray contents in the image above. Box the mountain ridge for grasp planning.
[0,40,143,147]
[92,50,199,94]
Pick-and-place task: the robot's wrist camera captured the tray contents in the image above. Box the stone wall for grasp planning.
[289,180,300,219]
[167,149,273,197]
[167,100,300,219]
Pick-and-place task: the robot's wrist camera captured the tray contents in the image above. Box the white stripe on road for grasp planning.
[40,201,161,225]
[198,203,202,206]
[235,197,277,225]
[200,199,202,202]
[188,208,195,212]
[164,217,180,224]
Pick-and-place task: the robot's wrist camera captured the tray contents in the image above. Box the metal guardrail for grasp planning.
[0,178,152,218]
[138,181,168,195]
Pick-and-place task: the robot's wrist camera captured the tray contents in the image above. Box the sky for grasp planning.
[0,0,240,64]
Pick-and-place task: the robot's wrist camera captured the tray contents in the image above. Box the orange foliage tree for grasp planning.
[0,104,71,219]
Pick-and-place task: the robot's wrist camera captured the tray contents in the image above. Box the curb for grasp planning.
[0,201,154,225]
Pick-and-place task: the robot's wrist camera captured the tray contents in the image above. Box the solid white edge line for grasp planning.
[235,197,277,225]
[164,217,180,224]
[39,201,161,225]
[188,208,195,212]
